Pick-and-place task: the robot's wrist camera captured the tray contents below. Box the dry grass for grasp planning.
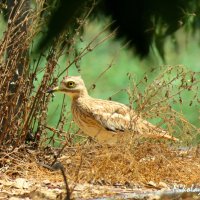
[1,142,200,187]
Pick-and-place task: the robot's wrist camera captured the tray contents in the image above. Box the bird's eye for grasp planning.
[67,81,75,88]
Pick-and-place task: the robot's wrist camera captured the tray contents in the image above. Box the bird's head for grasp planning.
[47,76,88,98]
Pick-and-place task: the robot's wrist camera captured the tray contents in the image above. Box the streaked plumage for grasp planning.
[48,76,178,145]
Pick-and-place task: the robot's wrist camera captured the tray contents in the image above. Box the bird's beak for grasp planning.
[46,86,60,93]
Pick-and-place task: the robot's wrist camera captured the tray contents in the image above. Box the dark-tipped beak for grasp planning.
[46,86,60,93]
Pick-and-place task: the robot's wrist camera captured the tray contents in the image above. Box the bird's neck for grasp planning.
[71,89,89,100]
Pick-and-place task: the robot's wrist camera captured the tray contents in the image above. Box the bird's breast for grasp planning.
[71,102,126,145]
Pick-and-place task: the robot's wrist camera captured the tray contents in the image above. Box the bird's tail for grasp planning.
[135,119,179,141]
[145,130,179,141]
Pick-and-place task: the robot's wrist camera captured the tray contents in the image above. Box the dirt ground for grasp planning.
[0,141,200,199]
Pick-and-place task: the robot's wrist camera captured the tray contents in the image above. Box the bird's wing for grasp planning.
[83,98,178,141]
[85,99,137,133]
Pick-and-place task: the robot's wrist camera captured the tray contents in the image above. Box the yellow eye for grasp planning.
[67,81,75,88]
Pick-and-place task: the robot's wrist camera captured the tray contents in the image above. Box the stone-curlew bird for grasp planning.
[48,76,178,145]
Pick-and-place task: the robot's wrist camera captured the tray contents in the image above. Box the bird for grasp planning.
[47,76,178,145]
